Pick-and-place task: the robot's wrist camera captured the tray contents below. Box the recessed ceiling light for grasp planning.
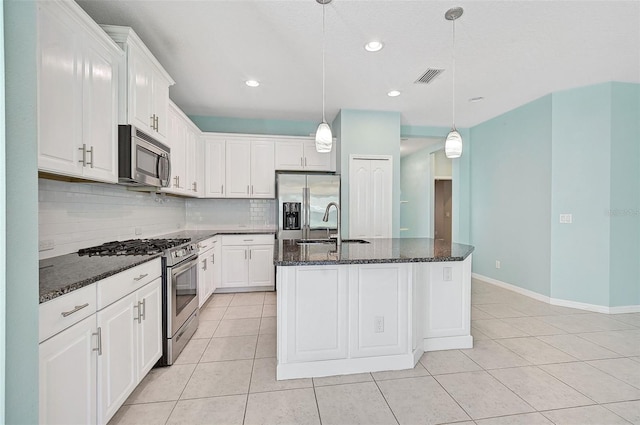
[469,96,484,103]
[245,80,260,87]
[364,41,384,52]
[387,90,401,97]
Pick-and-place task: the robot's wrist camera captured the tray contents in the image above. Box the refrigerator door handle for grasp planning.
[303,187,310,239]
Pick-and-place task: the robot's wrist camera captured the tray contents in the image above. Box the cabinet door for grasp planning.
[165,106,187,194]
[212,240,221,293]
[204,138,226,197]
[248,245,275,287]
[185,128,203,197]
[152,74,169,140]
[82,38,119,183]
[250,140,275,198]
[197,253,210,307]
[97,292,137,425]
[303,140,333,171]
[128,45,154,135]
[209,248,218,294]
[348,159,372,238]
[37,3,84,177]
[221,246,249,287]
[39,314,97,425]
[137,278,163,378]
[274,140,304,171]
[225,140,251,198]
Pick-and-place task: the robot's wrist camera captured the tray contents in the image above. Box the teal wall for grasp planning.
[335,109,401,238]
[4,0,40,422]
[190,114,318,137]
[470,95,553,297]
[550,84,612,306]
[609,82,640,307]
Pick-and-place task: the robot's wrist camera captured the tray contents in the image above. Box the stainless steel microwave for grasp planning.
[118,125,171,187]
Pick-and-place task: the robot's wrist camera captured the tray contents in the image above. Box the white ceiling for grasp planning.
[77,0,640,129]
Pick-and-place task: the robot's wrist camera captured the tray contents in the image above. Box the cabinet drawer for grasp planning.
[221,234,274,246]
[97,258,162,310]
[196,236,217,253]
[39,283,97,343]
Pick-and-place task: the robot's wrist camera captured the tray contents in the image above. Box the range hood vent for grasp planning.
[414,68,444,85]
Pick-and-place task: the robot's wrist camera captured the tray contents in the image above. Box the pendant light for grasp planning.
[445,7,463,159]
[315,0,332,153]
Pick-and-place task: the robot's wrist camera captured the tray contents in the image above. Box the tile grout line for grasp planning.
[371,377,401,425]
[241,297,262,425]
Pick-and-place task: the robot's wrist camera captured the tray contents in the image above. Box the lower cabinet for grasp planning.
[39,259,162,425]
[97,278,162,423]
[39,314,97,425]
[197,237,219,306]
[220,234,274,290]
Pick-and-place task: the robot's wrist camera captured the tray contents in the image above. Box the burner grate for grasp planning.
[78,238,191,257]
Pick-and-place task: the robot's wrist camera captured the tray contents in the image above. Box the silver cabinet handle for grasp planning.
[249,249,252,260]
[244,250,247,260]
[198,243,208,249]
[211,253,215,264]
[305,157,307,166]
[134,302,141,323]
[141,299,146,321]
[93,327,102,355]
[177,175,181,188]
[78,144,87,166]
[174,176,179,188]
[155,115,159,132]
[247,185,250,194]
[251,185,254,195]
[220,184,223,194]
[192,182,197,192]
[86,146,94,168]
[202,258,207,271]
[243,239,254,242]
[300,157,303,166]
[150,114,156,130]
[61,303,89,317]
[134,273,148,281]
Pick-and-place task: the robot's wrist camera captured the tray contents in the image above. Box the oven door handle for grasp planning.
[170,256,199,279]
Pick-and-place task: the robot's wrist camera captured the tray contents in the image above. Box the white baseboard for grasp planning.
[423,335,473,352]
[471,273,640,315]
[472,273,550,303]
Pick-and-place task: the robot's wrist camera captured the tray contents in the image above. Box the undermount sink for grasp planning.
[294,238,371,245]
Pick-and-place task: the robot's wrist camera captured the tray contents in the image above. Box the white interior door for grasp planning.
[349,156,392,239]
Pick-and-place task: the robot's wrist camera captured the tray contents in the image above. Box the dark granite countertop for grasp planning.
[39,228,276,304]
[274,238,474,266]
[39,253,161,304]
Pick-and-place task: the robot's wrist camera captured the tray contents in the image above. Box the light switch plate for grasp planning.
[560,214,573,224]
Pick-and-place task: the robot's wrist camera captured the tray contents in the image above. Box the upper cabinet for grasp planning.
[37,0,122,184]
[164,100,203,198]
[275,138,336,172]
[101,25,175,142]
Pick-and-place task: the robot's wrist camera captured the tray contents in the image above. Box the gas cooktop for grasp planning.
[78,238,192,257]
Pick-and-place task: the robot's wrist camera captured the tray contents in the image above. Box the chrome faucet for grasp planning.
[322,202,341,245]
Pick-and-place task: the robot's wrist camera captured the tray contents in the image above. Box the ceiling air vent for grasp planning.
[414,68,444,85]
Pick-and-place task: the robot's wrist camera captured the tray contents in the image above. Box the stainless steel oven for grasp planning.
[163,243,199,365]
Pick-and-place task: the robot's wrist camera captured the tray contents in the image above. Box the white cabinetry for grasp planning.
[101,26,175,142]
[204,137,226,197]
[197,237,219,307]
[220,234,275,290]
[349,156,393,238]
[39,258,162,425]
[37,0,121,183]
[165,101,203,197]
[39,314,97,425]
[275,138,336,172]
[226,139,275,198]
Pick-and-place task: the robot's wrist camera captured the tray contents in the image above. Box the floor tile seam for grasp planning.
[428,374,474,423]
[583,359,640,391]
[371,375,401,425]
[485,365,600,409]
[312,379,376,389]
[539,404,635,424]
[572,332,632,357]
[536,362,638,404]
[312,383,323,425]
[492,338,580,364]
[242,357,256,425]
[167,361,201,422]
[530,335,625,361]
[467,337,535,368]
[249,384,315,395]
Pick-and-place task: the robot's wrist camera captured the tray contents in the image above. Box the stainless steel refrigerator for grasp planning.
[276,173,340,240]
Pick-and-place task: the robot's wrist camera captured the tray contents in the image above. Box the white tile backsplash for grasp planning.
[38,179,187,259]
[38,178,277,259]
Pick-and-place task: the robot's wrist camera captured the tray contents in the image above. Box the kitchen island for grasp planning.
[273,238,474,380]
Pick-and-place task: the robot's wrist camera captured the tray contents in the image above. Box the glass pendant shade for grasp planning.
[315,121,332,153]
[445,129,463,158]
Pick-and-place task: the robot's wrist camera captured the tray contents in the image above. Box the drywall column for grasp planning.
[4,0,40,422]
[335,109,401,238]
[551,84,612,307]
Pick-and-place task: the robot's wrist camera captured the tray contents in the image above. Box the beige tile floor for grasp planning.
[109,281,640,425]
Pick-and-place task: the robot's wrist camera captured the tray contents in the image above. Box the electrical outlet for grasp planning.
[39,240,55,251]
[495,260,501,269]
[443,267,453,281]
[135,227,143,235]
[560,214,573,224]
[374,316,384,333]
